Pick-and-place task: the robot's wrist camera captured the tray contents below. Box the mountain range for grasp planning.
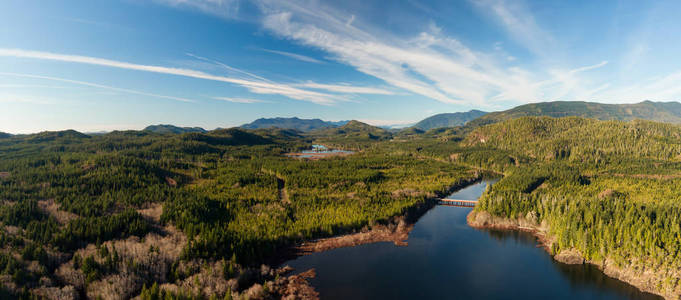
[241,117,348,132]
[413,109,487,130]
[8,100,681,137]
[467,100,681,127]
[238,101,681,132]
[143,124,207,134]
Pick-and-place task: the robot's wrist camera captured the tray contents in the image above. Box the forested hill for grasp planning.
[241,117,348,131]
[464,116,681,163]
[467,100,681,127]
[413,109,487,130]
[143,124,207,134]
[22,130,91,144]
[310,120,392,145]
[0,121,475,299]
[468,116,681,298]
[0,132,11,139]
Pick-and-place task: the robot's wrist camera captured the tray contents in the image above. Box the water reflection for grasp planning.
[284,180,662,300]
[481,228,661,300]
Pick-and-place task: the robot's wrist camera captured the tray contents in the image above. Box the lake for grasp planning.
[284,180,662,300]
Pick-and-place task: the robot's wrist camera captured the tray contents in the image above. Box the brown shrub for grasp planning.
[38,199,78,224]
[31,285,79,300]
[137,203,163,223]
[57,224,187,299]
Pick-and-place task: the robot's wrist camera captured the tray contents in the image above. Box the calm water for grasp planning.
[284,180,662,300]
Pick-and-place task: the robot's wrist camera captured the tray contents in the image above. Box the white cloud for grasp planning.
[263,1,619,106]
[470,0,555,56]
[346,15,355,27]
[259,48,325,64]
[155,0,241,19]
[593,69,681,103]
[185,52,273,82]
[0,84,72,89]
[0,93,55,105]
[296,82,394,95]
[0,48,341,105]
[0,72,195,103]
[146,0,618,107]
[569,61,608,74]
[213,97,270,103]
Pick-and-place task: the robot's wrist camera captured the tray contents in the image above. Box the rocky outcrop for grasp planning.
[553,249,584,265]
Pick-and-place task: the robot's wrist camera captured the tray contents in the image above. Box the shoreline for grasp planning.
[466,210,676,300]
[274,176,485,265]
[268,176,485,299]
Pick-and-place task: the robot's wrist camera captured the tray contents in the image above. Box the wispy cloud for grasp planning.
[61,17,134,32]
[296,82,394,95]
[0,72,195,103]
[258,4,547,106]
[259,48,325,64]
[0,48,340,105]
[594,69,681,102]
[569,61,609,74]
[470,0,555,56]
[0,84,73,89]
[150,0,613,107]
[0,93,56,105]
[185,52,272,82]
[154,0,241,19]
[213,97,270,103]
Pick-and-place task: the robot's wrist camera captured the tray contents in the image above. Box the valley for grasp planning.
[1,101,681,299]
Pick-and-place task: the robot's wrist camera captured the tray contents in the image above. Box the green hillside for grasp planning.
[0,132,11,139]
[311,120,392,146]
[144,124,207,134]
[413,109,487,130]
[468,100,681,127]
[465,116,681,297]
[464,116,681,163]
[4,114,681,298]
[0,122,476,299]
[241,117,348,131]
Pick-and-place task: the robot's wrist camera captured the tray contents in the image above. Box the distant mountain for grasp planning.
[393,127,425,139]
[144,124,207,134]
[241,117,349,132]
[468,101,681,127]
[0,132,11,139]
[84,131,109,135]
[247,127,306,143]
[27,130,90,143]
[413,110,487,130]
[181,128,272,146]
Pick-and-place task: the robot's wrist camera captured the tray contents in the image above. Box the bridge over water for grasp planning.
[438,199,477,207]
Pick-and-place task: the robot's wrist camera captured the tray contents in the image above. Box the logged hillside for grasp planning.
[241,117,347,131]
[144,124,207,134]
[468,101,681,127]
[413,110,487,130]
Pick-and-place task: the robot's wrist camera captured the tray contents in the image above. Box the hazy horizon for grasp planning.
[4,1,681,133]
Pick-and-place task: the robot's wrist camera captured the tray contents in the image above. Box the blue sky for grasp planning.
[2,0,681,133]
